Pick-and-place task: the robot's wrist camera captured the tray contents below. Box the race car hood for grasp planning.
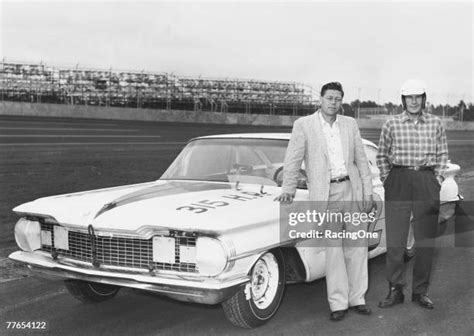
[13,180,281,234]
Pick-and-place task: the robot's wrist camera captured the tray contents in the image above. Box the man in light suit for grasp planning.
[275,82,374,321]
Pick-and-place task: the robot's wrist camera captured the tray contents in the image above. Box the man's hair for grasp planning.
[320,82,344,98]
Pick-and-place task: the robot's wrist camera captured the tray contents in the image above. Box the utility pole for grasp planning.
[1,57,5,101]
[357,87,361,119]
[444,94,449,120]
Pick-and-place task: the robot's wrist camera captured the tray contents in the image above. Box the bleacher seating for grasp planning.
[0,61,317,115]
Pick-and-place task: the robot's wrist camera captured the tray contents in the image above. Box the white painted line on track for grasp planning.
[0,288,68,314]
[0,135,162,138]
[0,127,139,132]
[0,142,185,146]
[0,120,120,127]
[0,140,470,146]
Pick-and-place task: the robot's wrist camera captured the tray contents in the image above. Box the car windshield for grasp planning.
[160,138,288,185]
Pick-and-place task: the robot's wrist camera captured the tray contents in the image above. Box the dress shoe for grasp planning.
[379,285,404,308]
[329,310,347,321]
[412,293,434,309]
[351,304,372,315]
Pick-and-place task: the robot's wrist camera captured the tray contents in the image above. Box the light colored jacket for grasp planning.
[282,111,372,211]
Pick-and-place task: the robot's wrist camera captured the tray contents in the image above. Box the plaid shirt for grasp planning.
[376,111,448,182]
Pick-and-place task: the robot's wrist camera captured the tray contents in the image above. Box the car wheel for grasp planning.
[64,280,120,303]
[222,249,285,328]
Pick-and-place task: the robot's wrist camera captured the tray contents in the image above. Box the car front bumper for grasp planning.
[9,250,248,305]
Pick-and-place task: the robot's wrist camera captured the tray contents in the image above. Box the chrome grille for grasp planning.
[40,223,197,273]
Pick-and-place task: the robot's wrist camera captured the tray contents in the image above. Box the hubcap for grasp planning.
[250,253,279,309]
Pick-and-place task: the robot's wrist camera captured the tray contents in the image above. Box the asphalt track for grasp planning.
[0,115,473,336]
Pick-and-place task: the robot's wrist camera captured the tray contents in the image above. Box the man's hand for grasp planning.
[436,175,445,187]
[274,193,294,204]
[362,194,374,213]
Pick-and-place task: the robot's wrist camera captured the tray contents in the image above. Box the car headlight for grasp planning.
[196,237,228,276]
[14,218,41,252]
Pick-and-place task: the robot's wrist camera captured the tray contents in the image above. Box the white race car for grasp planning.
[9,134,461,328]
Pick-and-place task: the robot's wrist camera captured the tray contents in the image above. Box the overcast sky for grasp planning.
[1,1,472,105]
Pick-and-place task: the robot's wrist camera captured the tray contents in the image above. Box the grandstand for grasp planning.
[0,61,317,116]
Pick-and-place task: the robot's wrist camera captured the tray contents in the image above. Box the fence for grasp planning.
[356,105,466,122]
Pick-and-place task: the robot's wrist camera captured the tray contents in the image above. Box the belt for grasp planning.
[392,165,435,171]
[330,176,350,183]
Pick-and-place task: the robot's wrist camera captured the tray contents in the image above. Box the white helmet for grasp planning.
[400,79,427,96]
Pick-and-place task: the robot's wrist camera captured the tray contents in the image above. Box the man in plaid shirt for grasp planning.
[376,79,448,310]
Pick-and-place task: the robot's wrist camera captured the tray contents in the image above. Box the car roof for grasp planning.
[191,133,377,148]
[194,133,291,140]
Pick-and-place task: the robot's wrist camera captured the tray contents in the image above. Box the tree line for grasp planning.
[341,100,474,121]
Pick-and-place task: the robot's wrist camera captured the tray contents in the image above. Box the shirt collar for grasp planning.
[401,110,427,123]
[318,110,338,126]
